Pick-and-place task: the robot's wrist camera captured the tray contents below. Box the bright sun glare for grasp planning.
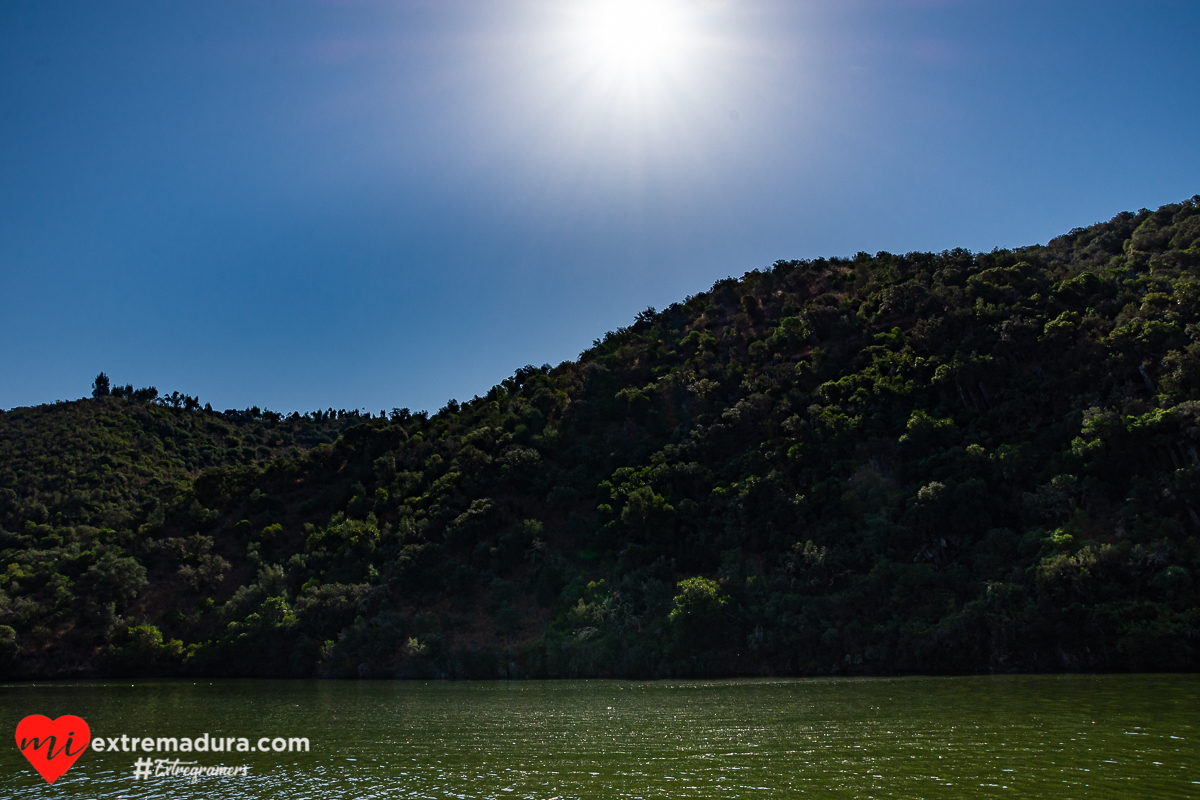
[535,0,726,157]
[572,0,690,81]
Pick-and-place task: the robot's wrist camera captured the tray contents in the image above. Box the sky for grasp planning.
[2,0,1199,415]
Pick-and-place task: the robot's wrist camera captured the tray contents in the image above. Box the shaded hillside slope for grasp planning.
[3,196,1200,679]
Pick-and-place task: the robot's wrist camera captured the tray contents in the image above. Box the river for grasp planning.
[2,674,1196,798]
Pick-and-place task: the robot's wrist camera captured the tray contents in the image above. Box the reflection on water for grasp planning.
[1,674,1196,798]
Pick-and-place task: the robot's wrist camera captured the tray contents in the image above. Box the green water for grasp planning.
[1,675,1196,798]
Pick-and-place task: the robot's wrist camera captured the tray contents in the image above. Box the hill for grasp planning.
[3,196,1200,679]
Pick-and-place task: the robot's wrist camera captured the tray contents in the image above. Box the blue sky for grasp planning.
[2,0,1198,414]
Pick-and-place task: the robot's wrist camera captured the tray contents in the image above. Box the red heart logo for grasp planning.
[14,715,91,784]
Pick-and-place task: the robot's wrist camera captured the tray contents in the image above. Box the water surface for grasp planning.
[2,674,1196,798]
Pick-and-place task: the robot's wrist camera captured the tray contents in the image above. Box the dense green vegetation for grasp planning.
[3,197,1200,679]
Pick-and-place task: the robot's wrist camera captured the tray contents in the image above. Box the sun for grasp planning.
[569,0,691,82]
[522,0,723,160]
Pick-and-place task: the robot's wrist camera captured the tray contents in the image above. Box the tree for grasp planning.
[668,577,730,650]
[92,372,110,398]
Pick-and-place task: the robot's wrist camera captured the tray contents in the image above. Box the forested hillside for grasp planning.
[3,197,1200,679]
